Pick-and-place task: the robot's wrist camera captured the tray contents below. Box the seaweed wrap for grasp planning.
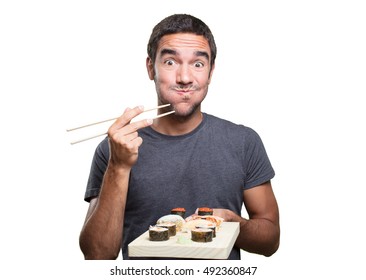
[149,226,169,241]
[191,228,213,242]
[171,208,186,218]
[157,222,176,236]
[198,207,213,216]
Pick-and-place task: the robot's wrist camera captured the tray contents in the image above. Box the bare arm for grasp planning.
[214,181,280,257]
[79,106,153,259]
[79,166,130,259]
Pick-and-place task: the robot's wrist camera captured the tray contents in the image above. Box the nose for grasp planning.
[176,64,193,85]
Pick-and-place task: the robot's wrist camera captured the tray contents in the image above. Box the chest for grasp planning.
[127,136,245,217]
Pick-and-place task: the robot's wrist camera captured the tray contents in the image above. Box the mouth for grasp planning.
[173,87,196,95]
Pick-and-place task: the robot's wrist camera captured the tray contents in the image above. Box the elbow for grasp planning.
[79,235,120,260]
[81,245,120,260]
[83,251,119,260]
[263,229,280,257]
[263,240,280,257]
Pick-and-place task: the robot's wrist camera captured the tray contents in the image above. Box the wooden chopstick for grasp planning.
[68,104,174,145]
[66,104,171,132]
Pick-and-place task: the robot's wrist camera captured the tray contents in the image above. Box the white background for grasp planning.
[1,1,365,279]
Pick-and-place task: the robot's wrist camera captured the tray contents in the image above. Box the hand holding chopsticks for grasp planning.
[67,104,174,145]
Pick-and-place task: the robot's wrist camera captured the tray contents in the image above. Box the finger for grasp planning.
[108,131,143,155]
[124,131,139,143]
[132,136,143,149]
[110,106,145,131]
[109,118,153,140]
[118,118,153,136]
[110,131,138,144]
[119,136,143,155]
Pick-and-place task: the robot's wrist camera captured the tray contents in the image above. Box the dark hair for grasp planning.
[147,14,217,68]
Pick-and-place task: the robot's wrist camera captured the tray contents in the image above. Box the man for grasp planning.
[79,14,280,260]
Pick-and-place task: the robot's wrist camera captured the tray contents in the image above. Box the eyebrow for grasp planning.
[195,51,209,61]
[160,48,210,61]
[160,48,177,56]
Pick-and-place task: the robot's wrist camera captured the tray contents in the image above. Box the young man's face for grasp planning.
[147,33,215,118]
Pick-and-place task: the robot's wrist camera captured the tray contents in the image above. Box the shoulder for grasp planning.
[203,114,267,153]
[204,113,260,138]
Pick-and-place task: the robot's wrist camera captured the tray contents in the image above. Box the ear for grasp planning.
[207,63,215,84]
[146,57,155,80]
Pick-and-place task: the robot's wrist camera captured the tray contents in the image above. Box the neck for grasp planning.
[151,108,203,136]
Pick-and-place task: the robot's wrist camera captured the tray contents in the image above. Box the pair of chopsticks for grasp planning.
[67,104,174,145]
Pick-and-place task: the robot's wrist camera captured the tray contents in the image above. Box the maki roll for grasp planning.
[171,207,186,218]
[196,224,216,237]
[157,214,185,231]
[198,207,213,216]
[183,219,215,232]
[149,226,169,241]
[191,228,213,243]
[157,222,176,236]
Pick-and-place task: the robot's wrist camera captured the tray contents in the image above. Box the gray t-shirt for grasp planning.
[84,113,275,259]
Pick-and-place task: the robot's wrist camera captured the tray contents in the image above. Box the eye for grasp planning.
[164,59,176,66]
[194,61,204,68]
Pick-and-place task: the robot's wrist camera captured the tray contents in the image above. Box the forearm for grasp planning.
[79,165,130,259]
[232,215,280,257]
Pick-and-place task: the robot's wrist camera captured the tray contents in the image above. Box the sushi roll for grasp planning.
[191,228,213,243]
[157,222,176,236]
[157,214,185,231]
[183,219,215,232]
[171,207,186,218]
[149,226,169,241]
[198,207,213,216]
[196,224,216,237]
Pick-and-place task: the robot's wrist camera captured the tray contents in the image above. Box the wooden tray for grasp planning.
[128,222,239,259]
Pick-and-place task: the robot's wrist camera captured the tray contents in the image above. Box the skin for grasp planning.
[213,182,280,257]
[79,33,280,259]
[146,33,215,135]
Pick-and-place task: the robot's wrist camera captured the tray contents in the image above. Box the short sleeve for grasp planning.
[243,128,275,190]
[84,138,110,202]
